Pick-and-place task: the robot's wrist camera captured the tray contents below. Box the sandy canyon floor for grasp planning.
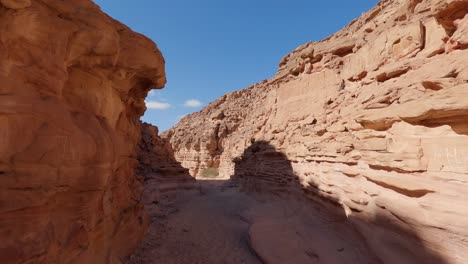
[126,179,380,264]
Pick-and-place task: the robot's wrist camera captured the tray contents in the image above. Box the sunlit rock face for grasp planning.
[164,0,468,262]
[0,1,165,263]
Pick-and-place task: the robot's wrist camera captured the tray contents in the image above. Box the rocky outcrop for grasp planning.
[137,123,195,206]
[0,1,165,263]
[126,123,196,263]
[164,0,468,263]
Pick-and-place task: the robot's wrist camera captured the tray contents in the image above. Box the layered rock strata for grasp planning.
[164,0,468,262]
[0,1,165,263]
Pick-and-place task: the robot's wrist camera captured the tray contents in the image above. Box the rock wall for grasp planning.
[164,0,468,262]
[0,1,165,263]
[137,123,195,207]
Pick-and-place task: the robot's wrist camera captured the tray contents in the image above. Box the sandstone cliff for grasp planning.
[0,1,165,263]
[164,0,468,262]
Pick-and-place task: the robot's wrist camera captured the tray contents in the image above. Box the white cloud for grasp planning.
[146,100,171,110]
[148,90,156,97]
[183,99,202,108]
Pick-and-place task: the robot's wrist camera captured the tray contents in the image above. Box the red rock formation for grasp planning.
[0,1,165,263]
[137,123,195,207]
[164,0,468,262]
[126,123,197,263]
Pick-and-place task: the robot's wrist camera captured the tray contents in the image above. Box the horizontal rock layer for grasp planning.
[164,0,468,263]
[0,1,165,263]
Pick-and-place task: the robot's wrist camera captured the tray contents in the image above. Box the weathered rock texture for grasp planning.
[164,0,468,263]
[137,123,195,207]
[0,1,165,263]
[126,123,197,263]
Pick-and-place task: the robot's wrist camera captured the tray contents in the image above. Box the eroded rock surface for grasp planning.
[137,123,196,207]
[164,0,468,263]
[0,1,165,263]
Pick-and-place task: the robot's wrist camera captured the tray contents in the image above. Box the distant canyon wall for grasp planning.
[0,1,165,263]
[164,0,468,262]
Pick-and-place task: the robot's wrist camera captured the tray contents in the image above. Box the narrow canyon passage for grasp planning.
[1,0,468,263]
[126,179,381,264]
[134,129,452,264]
[127,181,261,264]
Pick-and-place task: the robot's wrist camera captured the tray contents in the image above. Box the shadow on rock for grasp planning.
[232,140,449,264]
[130,137,448,264]
[136,123,196,211]
[233,140,302,195]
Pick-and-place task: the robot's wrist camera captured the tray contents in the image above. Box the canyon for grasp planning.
[0,0,467,263]
[163,0,468,263]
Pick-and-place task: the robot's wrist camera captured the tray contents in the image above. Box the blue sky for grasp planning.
[94,0,379,131]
